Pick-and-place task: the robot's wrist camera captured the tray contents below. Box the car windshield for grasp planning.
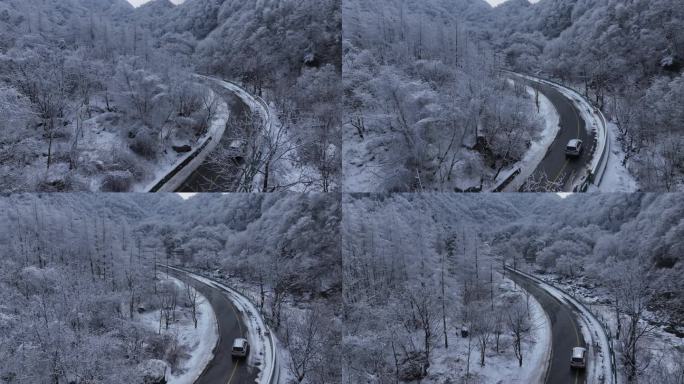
[233,346,243,351]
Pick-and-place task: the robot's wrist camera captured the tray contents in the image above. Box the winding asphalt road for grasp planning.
[506,267,587,384]
[167,268,258,384]
[518,77,593,191]
[176,82,250,192]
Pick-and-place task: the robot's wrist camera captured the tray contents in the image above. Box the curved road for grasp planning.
[506,267,587,384]
[518,77,593,191]
[167,268,259,384]
[176,81,250,192]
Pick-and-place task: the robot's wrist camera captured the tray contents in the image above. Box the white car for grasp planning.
[565,139,583,157]
[231,338,250,358]
[570,347,587,369]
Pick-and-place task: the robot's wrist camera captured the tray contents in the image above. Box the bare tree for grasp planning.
[520,171,565,192]
[268,246,297,330]
[158,282,178,332]
[464,322,474,382]
[507,299,531,367]
[410,290,437,376]
[440,250,449,349]
[606,259,657,382]
[186,283,199,329]
[472,306,494,367]
[285,308,324,383]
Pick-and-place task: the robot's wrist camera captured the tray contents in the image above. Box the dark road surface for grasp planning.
[167,268,259,384]
[176,84,250,192]
[522,78,593,191]
[506,268,587,384]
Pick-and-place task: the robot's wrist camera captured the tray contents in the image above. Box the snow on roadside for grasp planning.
[137,85,230,192]
[210,78,318,192]
[498,276,552,384]
[591,122,638,192]
[501,80,561,192]
[179,270,278,384]
[138,275,219,384]
[509,72,612,190]
[590,303,683,383]
[556,85,606,189]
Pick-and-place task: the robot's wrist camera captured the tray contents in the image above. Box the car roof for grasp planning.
[572,347,586,357]
[567,139,582,146]
[233,338,248,347]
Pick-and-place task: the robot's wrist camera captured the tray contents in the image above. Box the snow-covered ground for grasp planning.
[503,276,552,384]
[139,85,229,192]
[419,276,551,384]
[500,80,561,192]
[138,275,219,384]
[591,122,638,192]
[173,268,280,384]
[342,116,392,193]
[472,276,550,384]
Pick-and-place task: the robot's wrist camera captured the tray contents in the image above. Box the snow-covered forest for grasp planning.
[343,193,684,383]
[343,0,684,192]
[0,193,341,384]
[0,0,340,192]
[483,0,684,191]
[3,1,684,383]
[343,0,544,192]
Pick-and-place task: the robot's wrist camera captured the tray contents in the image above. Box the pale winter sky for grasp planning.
[486,0,540,6]
[127,0,185,7]
[127,0,535,9]
[127,0,536,9]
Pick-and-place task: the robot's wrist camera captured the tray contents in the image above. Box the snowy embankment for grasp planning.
[511,268,616,384]
[497,79,561,192]
[503,276,552,384]
[591,121,638,192]
[139,275,219,384]
[141,84,229,192]
[167,266,280,384]
[207,77,318,192]
[479,276,551,384]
